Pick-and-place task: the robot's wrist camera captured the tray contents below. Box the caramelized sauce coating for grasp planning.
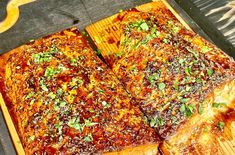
[0,28,159,154]
[112,9,235,138]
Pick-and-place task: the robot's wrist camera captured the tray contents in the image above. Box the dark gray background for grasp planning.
[175,0,235,59]
[0,0,234,154]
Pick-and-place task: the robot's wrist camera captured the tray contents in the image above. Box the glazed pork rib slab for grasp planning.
[110,7,235,154]
[0,28,159,154]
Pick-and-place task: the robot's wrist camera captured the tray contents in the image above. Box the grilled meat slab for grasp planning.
[0,28,159,155]
[110,8,235,154]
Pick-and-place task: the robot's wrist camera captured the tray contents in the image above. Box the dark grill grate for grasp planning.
[193,0,235,46]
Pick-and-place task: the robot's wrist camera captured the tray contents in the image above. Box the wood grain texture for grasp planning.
[85,1,175,67]
[85,0,192,67]
[0,93,24,155]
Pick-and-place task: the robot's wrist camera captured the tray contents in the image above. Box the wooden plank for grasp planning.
[85,1,177,67]
[0,0,234,154]
[85,0,192,67]
[85,0,235,154]
[0,93,25,155]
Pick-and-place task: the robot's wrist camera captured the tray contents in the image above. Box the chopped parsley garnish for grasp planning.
[207,69,214,76]
[178,96,190,104]
[59,101,66,107]
[148,73,159,85]
[140,22,149,31]
[67,118,84,133]
[28,135,35,142]
[58,64,67,71]
[25,91,35,99]
[172,116,179,125]
[173,80,179,91]
[71,77,83,88]
[29,99,35,105]
[185,104,195,117]
[114,51,125,57]
[44,66,61,78]
[32,46,58,64]
[55,122,63,137]
[201,45,212,53]
[84,119,98,127]
[129,67,138,75]
[217,121,225,129]
[158,82,166,91]
[98,89,105,94]
[150,26,156,36]
[198,103,203,114]
[180,104,195,117]
[84,133,93,142]
[39,80,48,92]
[179,58,186,66]
[33,52,52,64]
[163,38,170,44]
[179,104,186,112]
[126,20,149,32]
[150,117,165,127]
[140,37,151,45]
[70,58,78,66]
[48,45,59,54]
[56,88,63,96]
[213,102,227,108]
[102,101,111,108]
[185,67,191,76]
[71,77,83,85]
[81,31,88,36]
[172,25,181,33]
[48,92,56,99]
[186,48,198,59]
[119,9,123,13]
[185,85,191,92]
[88,108,95,113]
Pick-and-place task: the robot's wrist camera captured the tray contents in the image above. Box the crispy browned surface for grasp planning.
[161,79,235,154]
[0,28,159,154]
[109,8,235,154]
